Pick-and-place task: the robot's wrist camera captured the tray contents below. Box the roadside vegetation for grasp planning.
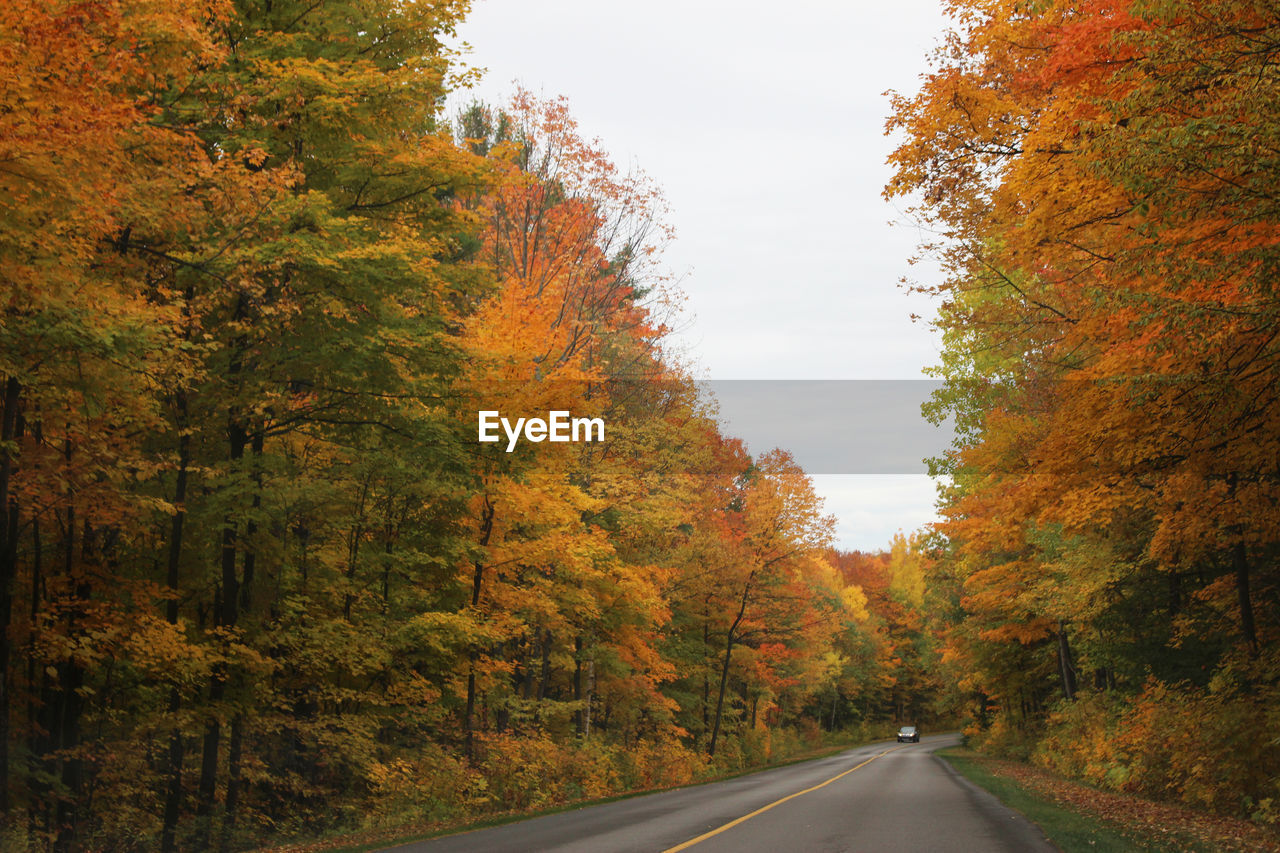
[0,2,944,849]
[942,749,1166,853]
[887,0,1280,840]
[5,0,1277,850]
[941,748,1278,853]
[265,727,897,853]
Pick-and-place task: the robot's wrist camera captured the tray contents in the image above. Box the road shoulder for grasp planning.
[939,748,1280,853]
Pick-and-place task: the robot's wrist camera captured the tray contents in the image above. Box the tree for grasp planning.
[887,0,1280,812]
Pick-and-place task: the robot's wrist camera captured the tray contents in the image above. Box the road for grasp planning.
[387,734,1055,853]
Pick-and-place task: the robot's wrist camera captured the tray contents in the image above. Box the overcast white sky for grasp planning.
[449,1,952,551]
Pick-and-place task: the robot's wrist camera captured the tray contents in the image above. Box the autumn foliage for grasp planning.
[889,0,1280,824]
[0,2,925,850]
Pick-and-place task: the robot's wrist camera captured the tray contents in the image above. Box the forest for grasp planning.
[888,0,1280,829]
[0,1,945,849]
[3,0,1278,850]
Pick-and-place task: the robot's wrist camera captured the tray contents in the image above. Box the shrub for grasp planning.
[1026,677,1279,818]
[1111,680,1274,815]
[1033,692,1129,790]
[624,737,703,789]
[972,713,1037,761]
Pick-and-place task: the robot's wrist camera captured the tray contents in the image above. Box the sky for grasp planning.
[448,1,953,551]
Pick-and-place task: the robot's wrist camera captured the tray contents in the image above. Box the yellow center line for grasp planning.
[660,745,906,852]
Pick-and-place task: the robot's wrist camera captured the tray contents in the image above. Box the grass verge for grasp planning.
[939,748,1217,853]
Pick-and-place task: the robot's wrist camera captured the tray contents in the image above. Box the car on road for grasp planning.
[897,726,920,743]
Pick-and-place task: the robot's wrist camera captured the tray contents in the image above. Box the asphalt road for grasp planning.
[387,734,1054,853]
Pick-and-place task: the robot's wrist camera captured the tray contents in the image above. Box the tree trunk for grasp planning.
[220,428,262,849]
[34,474,76,836]
[700,615,710,742]
[1226,473,1259,657]
[708,629,735,757]
[573,635,585,736]
[709,577,752,758]
[464,497,494,761]
[218,715,244,853]
[342,475,370,622]
[53,520,99,852]
[24,512,41,821]
[196,417,248,848]
[537,627,552,701]
[160,395,191,853]
[1233,541,1259,657]
[1057,620,1077,701]
[239,428,263,617]
[381,520,394,613]
[584,658,594,739]
[194,700,222,848]
[0,376,21,813]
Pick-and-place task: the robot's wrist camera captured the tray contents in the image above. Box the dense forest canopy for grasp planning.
[3,0,1278,849]
[0,2,944,849]
[888,0,1280,823]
